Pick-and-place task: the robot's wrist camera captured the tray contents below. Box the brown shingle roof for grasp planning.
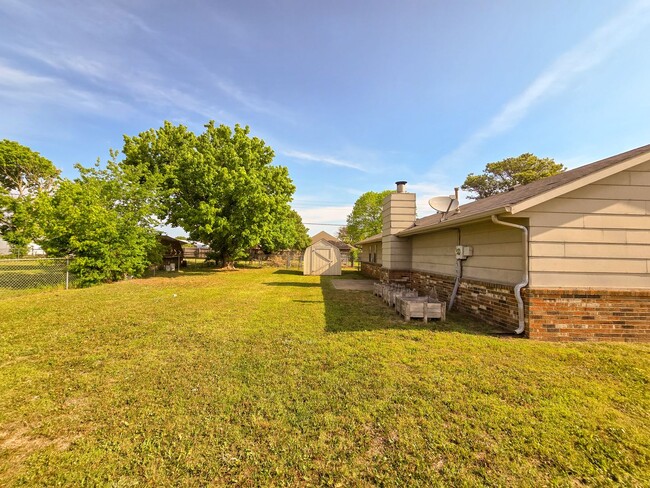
[355,233,382,246]
[398,143,650,236]
[310,231,353,251]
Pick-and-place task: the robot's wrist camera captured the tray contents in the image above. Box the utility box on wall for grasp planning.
[455,245,473,260]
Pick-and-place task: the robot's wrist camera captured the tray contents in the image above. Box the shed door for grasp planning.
[311,247,334,275]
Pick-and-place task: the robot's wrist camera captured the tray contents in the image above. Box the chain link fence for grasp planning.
[0,257,72,290]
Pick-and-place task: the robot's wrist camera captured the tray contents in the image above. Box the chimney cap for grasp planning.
[395,180,407,185]
[395,180,407,193]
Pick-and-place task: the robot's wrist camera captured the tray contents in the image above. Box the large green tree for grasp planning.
[259,209,310,253]
[0,140,60,255]
[462,153,565,200]
[346,190,392,244]
[122,121,297,267]
[39,161,161,286]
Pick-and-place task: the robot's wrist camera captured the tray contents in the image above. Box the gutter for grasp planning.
[397,208,510,237]
[491,215,528,335]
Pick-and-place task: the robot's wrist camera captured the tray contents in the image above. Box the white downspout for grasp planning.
[491,215,528,335]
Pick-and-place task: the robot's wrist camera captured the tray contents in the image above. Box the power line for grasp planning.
[303,222,346,226]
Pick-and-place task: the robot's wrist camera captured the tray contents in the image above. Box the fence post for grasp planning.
[65,256,69,290]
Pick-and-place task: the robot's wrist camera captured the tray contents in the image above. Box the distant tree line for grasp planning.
[0,122,310,286]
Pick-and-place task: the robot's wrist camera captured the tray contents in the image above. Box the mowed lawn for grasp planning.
[0,268,648,486]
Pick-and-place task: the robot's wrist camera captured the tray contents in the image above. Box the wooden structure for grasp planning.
[158,235,185,271]
[395,296,446,322]
[303,239,341,276]
[310,231,354,266]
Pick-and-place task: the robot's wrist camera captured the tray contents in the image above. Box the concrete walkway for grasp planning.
[331,279,377,291]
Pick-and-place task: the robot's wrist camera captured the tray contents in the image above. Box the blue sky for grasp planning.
[1,0,650,237]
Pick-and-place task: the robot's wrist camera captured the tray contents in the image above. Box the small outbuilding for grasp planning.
[310,231,354,265]
[303,239,341,276]
[158,235,185,271]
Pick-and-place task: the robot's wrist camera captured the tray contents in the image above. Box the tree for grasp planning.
[462,153,565,200]
[38,161,161,286]
[0,140,60,255]
[122,121,298,267]
[259,209,310,252]
[346,190,393,244]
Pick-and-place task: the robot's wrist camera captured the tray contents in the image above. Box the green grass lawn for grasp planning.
[0,267,648,486]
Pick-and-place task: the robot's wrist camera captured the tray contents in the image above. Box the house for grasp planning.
[357,144,650,342]
[303,239,342,276]
[310,231,354,265]
[0,238,10,255]
[0,238,45,256]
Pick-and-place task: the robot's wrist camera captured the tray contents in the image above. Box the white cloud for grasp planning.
[282,149,368,172]
[437,0,650,168]
[215,80,293,121]
[293,204,351,237]
[0,59,132,116]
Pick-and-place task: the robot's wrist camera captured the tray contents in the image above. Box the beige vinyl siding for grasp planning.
[360,242,382,265]
[523,160,650,288]
[411,229,457,276]
[457,222,524,284]
[410,222,524,285]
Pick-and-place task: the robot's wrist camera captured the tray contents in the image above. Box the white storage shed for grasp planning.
[303,239,341,276]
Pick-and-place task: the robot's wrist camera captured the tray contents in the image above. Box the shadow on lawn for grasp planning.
[264,282,321,287]
[319,275,509,336]
[273,269,303,276]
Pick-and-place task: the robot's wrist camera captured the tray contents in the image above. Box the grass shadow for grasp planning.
[273,269,303,276]
[264,282,321,288]
[320,275,512,336]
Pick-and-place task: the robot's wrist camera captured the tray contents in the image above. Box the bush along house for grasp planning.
[356,144,650,342]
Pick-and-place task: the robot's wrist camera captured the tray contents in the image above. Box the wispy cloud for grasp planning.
[437,0,650,167]
[0,59,132,115]
[216,80,293,121]
[282,149,368,172]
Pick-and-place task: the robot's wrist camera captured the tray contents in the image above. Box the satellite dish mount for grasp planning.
[428,187,460,221]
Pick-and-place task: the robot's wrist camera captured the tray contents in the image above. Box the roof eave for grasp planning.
[509,150,650,214]
[397,207,511,237]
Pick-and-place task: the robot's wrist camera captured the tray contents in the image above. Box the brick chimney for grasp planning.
[381,181,416,271]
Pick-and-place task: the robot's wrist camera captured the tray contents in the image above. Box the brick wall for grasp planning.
[410,271,519,332]
[361,267,650,342]
[360,262,382,280]
[527,289,650,342]
[360,263,411,282]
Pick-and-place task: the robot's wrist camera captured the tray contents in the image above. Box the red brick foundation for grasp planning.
[360,262,411,282]
[360,265,650,342]
[410,271,519,332]
[527,289,650,342]
[360,262,382,280]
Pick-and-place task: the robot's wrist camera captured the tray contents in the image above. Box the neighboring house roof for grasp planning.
[310,231,353,251]
[355,233,382,246]
[399,143,650,237]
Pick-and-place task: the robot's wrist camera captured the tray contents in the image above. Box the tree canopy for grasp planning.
[461,153,565,200]
[345,190,392,244]
[122,121,298,267]
[0,140,60,254]
[38,161,161,286]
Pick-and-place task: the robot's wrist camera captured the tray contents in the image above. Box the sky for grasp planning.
[1,0,650,238]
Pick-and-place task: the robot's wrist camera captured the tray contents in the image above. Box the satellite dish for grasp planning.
[428,196,459,213]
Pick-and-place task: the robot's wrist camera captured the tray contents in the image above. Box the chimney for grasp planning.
[381,180,416,271]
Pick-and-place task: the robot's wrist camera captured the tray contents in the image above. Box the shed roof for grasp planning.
[310,231,353,251]
[399,143,650,237]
